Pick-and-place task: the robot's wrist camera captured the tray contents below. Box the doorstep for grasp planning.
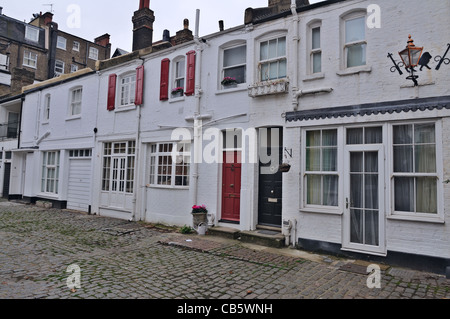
[207,226,285,248]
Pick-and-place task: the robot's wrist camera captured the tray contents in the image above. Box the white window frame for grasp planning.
[41,151,60,195]
[43,94,51,122]
[302,128,340,212]
[70,64,78,73]
[23,51,38,69]
[342,11,367,69]
[89,47,99,60]
[25,26,39,42]
[73,41,80,52]
[258,35,287,82]
[69,86,82,118]
[69,149,92,158]
[310,23,322,74]
[102,141,136,194]
[119,73,136,106]
[54,60,65,76]
[389,120,444,223]
[0,53,9,71]
[57,36,67,50]
[170,56,185,99]
[221,43,247,88]
[148,142,191,188]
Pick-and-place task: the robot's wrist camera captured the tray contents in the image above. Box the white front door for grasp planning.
[343,144,386,255]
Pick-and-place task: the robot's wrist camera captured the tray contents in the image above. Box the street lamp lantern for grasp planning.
[398,35,424,70]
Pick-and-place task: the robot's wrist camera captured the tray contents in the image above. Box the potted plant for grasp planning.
[191,204,208,228]
[171,87,184,98]
[221,77,238,89]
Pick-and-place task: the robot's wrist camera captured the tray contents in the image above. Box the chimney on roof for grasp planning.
[0,7,3,15]
[132,0,155,51]
[95,33,110,47]
[219,20,224,32]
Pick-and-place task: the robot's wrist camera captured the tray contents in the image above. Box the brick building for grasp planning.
[0,8,111,97]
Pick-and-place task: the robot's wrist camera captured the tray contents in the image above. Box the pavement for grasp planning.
[0,201,449,300]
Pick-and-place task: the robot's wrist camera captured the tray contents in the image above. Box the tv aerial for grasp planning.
[43,4,55,13]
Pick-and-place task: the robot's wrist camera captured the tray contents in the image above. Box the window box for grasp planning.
[248,80,289,98]
[171,87,184,98]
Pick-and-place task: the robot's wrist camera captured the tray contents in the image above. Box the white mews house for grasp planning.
[7,0,450,276]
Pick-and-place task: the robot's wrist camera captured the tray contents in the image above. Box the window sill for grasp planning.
[146,184,189,190]
[336,65,372,76]
[216,85,247,95]
[169,96,185,103]
[300,207,342,215]
[65,115,81,121]
[37,192,59,200]
[115,105,137,112]
[23,64,37,70]
[303,72,325,82]
[387,213,445,224]
[42,121,49,125]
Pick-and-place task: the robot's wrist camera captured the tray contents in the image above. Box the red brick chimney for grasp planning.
[95,34,111,47]
[132,0,155,51]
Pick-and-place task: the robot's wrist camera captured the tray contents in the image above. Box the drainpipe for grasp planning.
[130,58,145,222]
[191,9,203,208]
[291,0,300,111]
[17,95,25,149]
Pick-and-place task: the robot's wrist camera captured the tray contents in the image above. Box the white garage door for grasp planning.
[67,159,92,212]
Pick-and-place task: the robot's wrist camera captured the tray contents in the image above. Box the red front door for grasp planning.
[221,151,241,222]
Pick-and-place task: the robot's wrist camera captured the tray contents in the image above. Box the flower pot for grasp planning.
[171,91,183,98]
[192,212,207,228]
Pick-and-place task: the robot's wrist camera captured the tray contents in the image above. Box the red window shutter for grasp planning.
[135,65,144,106]
[107,74,117,111]
[160,58,170,101]
[185,50,196,96]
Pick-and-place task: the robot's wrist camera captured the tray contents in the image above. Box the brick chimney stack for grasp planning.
[132,0,155,51]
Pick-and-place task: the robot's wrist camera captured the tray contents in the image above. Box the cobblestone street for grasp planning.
[0,201,449,301]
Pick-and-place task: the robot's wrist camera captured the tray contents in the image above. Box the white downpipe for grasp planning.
[291,0,300,111]
[192,9,203,208]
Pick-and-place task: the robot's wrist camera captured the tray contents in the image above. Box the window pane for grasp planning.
[365,127,382,144]
[365,152,378,173]
[365,211,379,246]
[306,175,321,205]
[224,46,246,67]
[345,17,365,43]
[323,175,338,206]
[322,148,337,171]
[269,62,278,80]
[394,177,414,212]
[347,128,363,145]
[416,177,437,214]
[224,66,246,84]
[268,39,278,59]
[278,59,287,79]
[306,148,320,171]
[261,63,269,81]
[350,152,363,173]
[260,41,268,60]
[393,125,413,144]
[347,43,366,67]
[277,37,286,57]
[312,28,320,49]
[312,52,322,73]
[414,123,435,144]
[322,130,337,146]
[350,174,363,208]
[365,174,378,209]
[350,209,363,244]
[306,131,321,147]
[415,145,436,173]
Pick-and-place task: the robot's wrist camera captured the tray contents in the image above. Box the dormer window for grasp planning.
[25,26,39,42]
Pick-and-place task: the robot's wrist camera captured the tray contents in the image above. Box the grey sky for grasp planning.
[1,0,322,52]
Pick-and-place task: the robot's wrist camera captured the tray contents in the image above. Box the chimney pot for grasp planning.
[183,19,189,30]
[163,29,170,42]
[219,20,224,31]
